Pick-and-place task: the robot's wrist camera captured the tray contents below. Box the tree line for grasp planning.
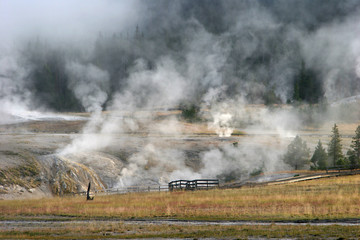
[283,124,360,170]
[14,0,360,112]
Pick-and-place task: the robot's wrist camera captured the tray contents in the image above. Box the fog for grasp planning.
[1,0,360,187]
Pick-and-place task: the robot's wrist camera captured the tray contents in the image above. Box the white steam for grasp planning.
[0,0,142,48]
[209,112,233,137]
[301,12,360,101]
[66,62,110,112]
[2,1,360,188]
[356,57,360,79]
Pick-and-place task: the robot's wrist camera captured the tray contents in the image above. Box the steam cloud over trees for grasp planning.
[1,0,360,111]
[1,0,360,186]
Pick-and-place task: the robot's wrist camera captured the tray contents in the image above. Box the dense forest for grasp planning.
[3,0,360,112]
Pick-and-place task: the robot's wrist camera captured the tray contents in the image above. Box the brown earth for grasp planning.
[0,108,359,199]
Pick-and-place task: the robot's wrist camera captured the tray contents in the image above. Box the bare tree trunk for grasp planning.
[87,182,94,200]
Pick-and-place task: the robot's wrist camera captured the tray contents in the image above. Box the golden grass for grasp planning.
[1,174,360,221]
[0,154,40,189]
[1,175,360,239]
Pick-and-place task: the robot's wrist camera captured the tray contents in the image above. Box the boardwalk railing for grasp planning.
[96,185,169,195]
[168,179,219,191]
[325,165,360,173]
[64,185,168,197]
[63,179,219,197]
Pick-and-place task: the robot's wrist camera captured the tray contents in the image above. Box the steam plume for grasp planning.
[1,0,360,187]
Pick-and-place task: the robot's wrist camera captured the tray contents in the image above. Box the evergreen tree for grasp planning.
[135,24,140,40]
[347,125,360,168]
[293,78,300,102]
[311,140,327,170]
[28,49,83,111]
[346,150,357,169]
[292,60,323,103]
[283,135,310,170]
[328,124,343,166]
[264,87,281,105]
[180,103,201,122]
[351,125,360,162]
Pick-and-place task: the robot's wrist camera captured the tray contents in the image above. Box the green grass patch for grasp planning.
[231,129,247,136]
[0,223,359,239]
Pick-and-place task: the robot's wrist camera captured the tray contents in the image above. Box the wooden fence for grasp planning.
[325,165,360,173]
[63,179,219,197]
[168,179,219,191]
[95,185,169,195]
[64,185,168,197]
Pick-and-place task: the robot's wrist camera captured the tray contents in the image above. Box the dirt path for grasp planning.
[1,218,360,231]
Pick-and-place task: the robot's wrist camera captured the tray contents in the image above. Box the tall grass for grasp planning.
[1,174,360,221]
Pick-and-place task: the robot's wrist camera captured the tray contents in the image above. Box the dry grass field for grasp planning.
[1,173,360,221]
[1,174,360,238]
[0,108,360,238]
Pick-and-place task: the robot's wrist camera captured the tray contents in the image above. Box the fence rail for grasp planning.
[96,185,169,194]
[168,179,219,191]
[63,185,168,197]
[325,165,360,173]
[63,179,220,197]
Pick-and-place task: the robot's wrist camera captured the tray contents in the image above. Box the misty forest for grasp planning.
[1,0,360,198]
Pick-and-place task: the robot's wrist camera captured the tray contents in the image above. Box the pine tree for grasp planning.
[292,60,323,103]
[347,150,357,169]
[135,24,140,40]
[328,124,343,167]
[293,78,300,102]
[311,140,327,170]
[351,125,360,162]
[283,135,310,170]
[347,125,360,168]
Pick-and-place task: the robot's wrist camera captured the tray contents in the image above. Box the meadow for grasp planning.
[2,173,360,221]
[1,173,360,238]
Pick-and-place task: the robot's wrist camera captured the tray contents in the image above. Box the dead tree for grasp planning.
[87,182,94,200]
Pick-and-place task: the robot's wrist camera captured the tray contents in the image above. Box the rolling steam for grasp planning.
[1,0,360,186]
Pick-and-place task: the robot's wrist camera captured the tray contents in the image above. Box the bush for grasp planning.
[180,104,201,122]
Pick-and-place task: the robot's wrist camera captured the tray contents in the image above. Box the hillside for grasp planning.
[0,104,359,200]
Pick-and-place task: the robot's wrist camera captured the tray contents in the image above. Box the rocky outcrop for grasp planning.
[38,154,106,196]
